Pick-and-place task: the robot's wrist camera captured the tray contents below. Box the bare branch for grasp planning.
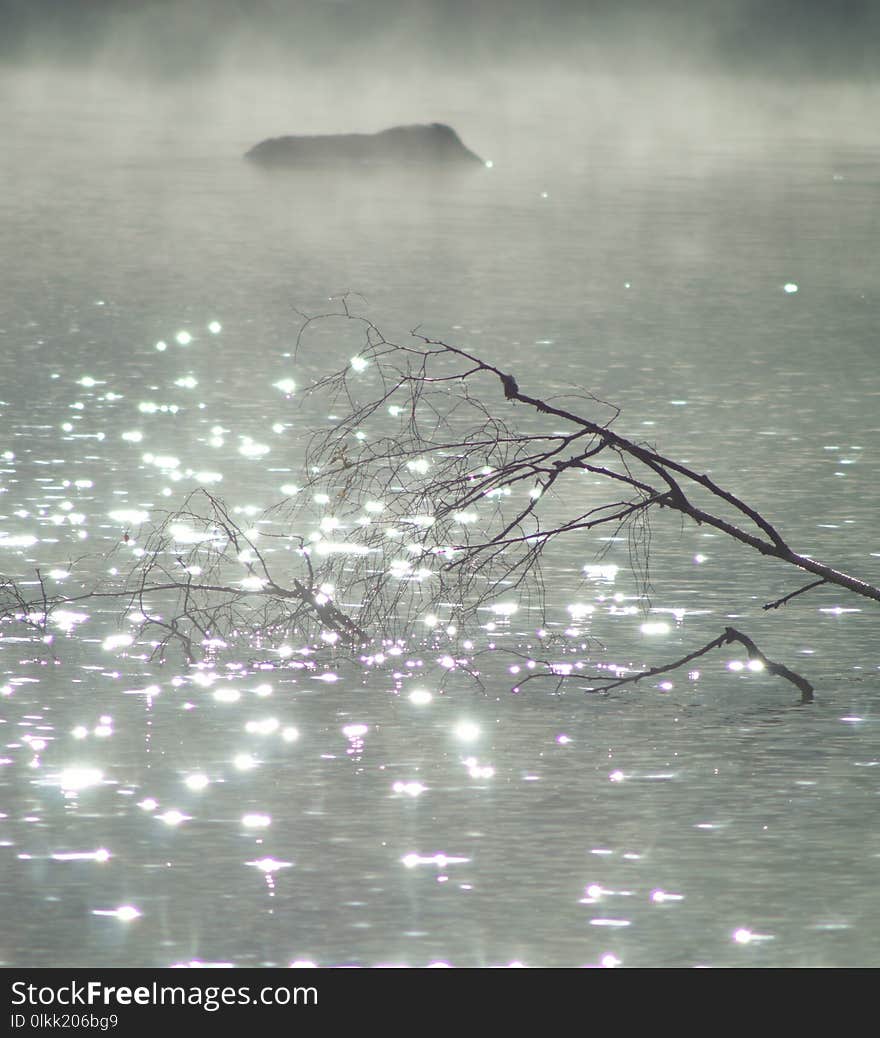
[510,626,814,704]
[2,303,874,703]
[763,579,828,611]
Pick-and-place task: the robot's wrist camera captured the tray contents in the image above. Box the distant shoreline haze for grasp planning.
[2,0,879,80]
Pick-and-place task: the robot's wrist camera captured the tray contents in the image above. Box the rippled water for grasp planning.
[1,72,879,968]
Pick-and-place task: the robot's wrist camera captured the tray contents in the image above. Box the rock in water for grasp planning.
[245,123,484,169]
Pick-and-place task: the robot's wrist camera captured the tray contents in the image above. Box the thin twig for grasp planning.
[763,579,827,611]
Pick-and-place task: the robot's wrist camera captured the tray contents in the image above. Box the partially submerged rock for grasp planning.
[245,123,484,169]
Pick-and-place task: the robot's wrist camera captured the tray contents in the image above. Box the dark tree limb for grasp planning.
[1,303,874,703]
[722,627,814,703]
[763,579,828,611]
[510,626,814,704]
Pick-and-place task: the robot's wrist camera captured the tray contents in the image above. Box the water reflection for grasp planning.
[1,97,879,971]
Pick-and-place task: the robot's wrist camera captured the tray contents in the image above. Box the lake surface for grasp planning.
[1,70,879,968]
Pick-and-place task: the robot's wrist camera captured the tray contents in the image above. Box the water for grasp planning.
[1,71,879,968]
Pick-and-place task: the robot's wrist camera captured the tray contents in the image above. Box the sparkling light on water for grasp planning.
[453,721,480,743]
[238,437,270,458]
[402,852,470,868]
[157,810,190,827]
[247,857,292,873]
[93,905,141,922]
[464,758,494,780]
[56,767,103,792]
[52,848,111,863]
[245,718,280,736]
[651,890,685,903]
[241,813,271,829]
[392,781,426,797]
[214,688,241,703]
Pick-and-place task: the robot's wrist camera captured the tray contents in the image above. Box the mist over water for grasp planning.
[2,5,880,968]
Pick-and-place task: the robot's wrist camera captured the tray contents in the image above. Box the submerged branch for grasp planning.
[510,626,814,704]
[763,579,828,611]
[1,302,873,702]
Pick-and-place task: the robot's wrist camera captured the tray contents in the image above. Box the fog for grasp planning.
[4,0,880,358]
[4,1,880,174]
[4,0,880,78]
[5,0,880,328]
[4,1,880,974]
